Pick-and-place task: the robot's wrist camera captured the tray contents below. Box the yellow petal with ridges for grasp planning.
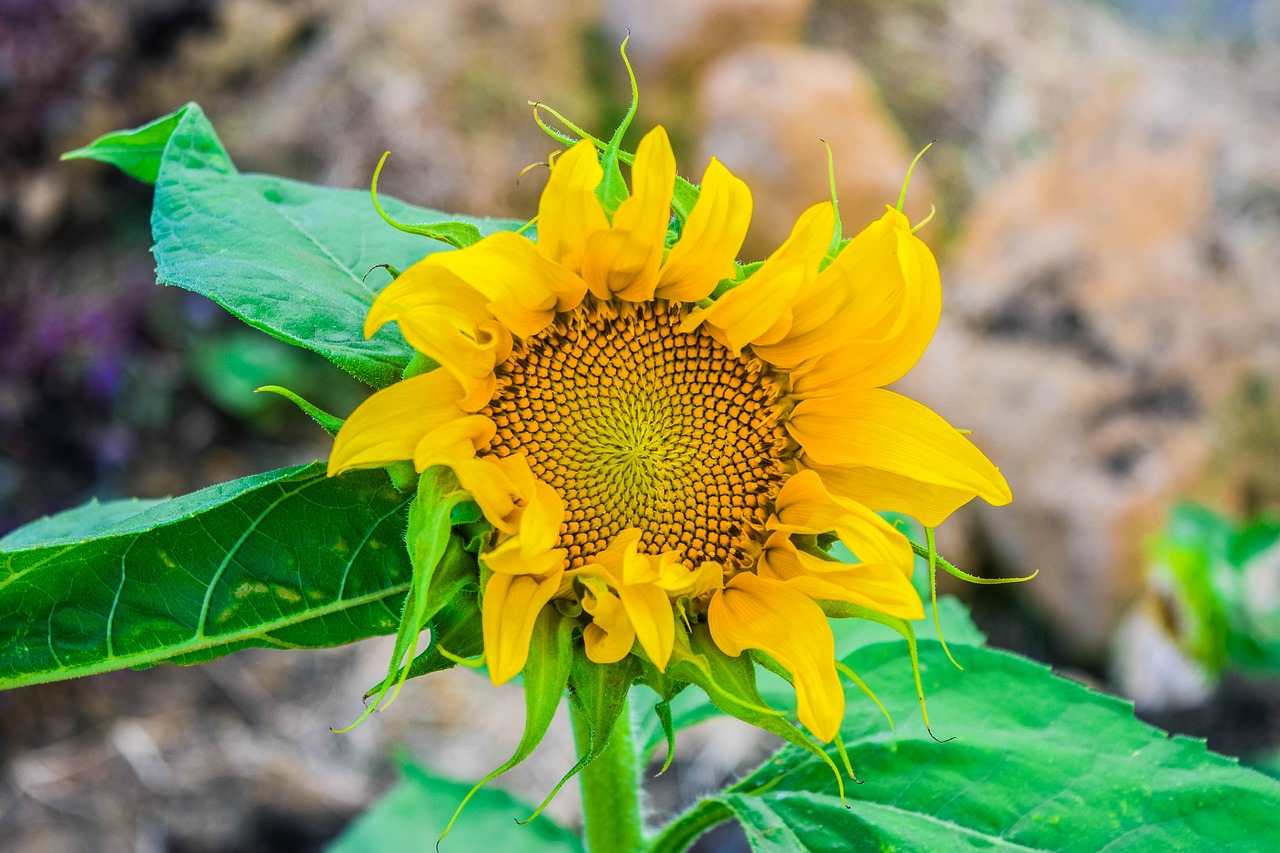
[799,458,980,529]
[656,157,752,302]
[364,272,508,410]
[758,533,924,620]
[537,139,609,274]
[412,414,495,463]
[581,126,676,302]
[682,202,835,354]
[615,580,675,671]
[788,388,1012,511]
[580,579,635,665]
[483,570,564,684]
[412,418,539,534]
[365,271,489,339]
[770,469,913,575]
[577,528,639,582]
[754,207,924,369]
[327,370,466,476]
[709,572,844,742]
[787,210,942,388]
[427,232,587,336]
[483,474,567,577]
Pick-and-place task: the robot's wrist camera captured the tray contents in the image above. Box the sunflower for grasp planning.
[327,127,1011,743]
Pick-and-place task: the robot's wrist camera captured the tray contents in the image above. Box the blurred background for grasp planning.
[2,0,1279,850]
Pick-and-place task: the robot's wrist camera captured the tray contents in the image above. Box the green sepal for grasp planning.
[459,518,493,555]
[440,607,576,841]
[527,649,644,820]
[451,501,484,525]
[673,625,849,800]
[392,220,483,249]
[254,384,344,435]
[401,352,438,380]
[363,581,482,698]
[569,650,642,761]
[385,462,418,494]
[710,260,764,299]
[339,467,472,730]
[371,151,483,249]
[61,103,192,185]
[666,623,781,722]
[594,37,640,215]
[653,699,677,775]
[908,539,1038,586]
[820,600,941,739]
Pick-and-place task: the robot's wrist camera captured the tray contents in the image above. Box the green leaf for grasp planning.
[80,103,523,387]
[328,758,581,853]
[0,498,163,551]
[61,103,191,184]
[0,464,417,689]
[655,641,1280,852]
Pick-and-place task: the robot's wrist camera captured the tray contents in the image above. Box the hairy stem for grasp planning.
[573,696,644,853]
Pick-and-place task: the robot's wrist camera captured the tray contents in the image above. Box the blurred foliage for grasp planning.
[329,757,581,853]
[1150,503,1280,676]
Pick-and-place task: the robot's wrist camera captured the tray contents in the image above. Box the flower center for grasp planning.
[480,300,791,570]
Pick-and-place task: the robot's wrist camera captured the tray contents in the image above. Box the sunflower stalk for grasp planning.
[571,695,645,853]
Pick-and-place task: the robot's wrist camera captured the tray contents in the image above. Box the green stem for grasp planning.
[573,695,644,853]
[643,800,734,853]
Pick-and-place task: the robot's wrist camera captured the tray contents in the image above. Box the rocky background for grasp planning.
[2,0,1279,850]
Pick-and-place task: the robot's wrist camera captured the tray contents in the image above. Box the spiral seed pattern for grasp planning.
[480,300,790,570]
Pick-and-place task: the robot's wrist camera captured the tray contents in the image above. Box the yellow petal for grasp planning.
[428,232,587,336]
[588,528,639,573]
[580,579,636,664]
[682,202,834,355]
[485,535,567,577]
[537,139,609,275]
[581,126,677,302]
[615,580,675,671]
[758,533,924,620]
[327,370,466,476]
[787,388,1012,512]
[483,471,568,577]
[708,572,844,741]
[618,535,661,587]
[655,157,752,302]
[786,209,942,386]
[365,269,489,340]
[483,570,564,684]
[412,417,535,533]
[770,470,913,575]
[754,208,933,370]
[364,273,507,410]
[412,414,495,463]
[800,458,979,529]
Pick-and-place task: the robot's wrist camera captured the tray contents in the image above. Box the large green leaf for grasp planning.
[0,498,163,551]
[0,464,436,689]
[651,641,1280,852]
[328,759,581,853]
[68,103,525,388]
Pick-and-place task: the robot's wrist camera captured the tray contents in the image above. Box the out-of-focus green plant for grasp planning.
[1150,503,1280,677]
